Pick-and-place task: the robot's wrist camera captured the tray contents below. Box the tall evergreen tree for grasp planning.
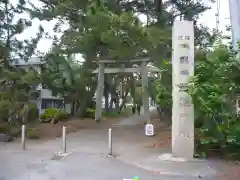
[0,0,43,122]
[28,0,217,116]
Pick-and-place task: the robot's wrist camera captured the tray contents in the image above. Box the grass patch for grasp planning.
[103,111,121,118]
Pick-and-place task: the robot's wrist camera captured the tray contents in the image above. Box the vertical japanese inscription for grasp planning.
[172,20,194,159]
[179,113,188,123]
[180,56,189,64]
[179,97,191,107]
[178,36,190,40]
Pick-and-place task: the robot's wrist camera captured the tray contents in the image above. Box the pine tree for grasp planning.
[0,0,43,123]
[29,0,217,117]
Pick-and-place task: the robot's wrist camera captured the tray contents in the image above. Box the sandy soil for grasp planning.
[35,117,120,140]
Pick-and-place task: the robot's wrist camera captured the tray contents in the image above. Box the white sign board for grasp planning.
[145,124,154,136]
[172,20,194,159]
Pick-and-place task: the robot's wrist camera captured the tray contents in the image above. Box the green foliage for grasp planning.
[28,0,215,119]
[0,100,39,123]
[26,127,40,139]
[187,45,240,159]
[0,100,11,121]
[58,111,70,120]
[102,111,120,118]
[41,108,58,120]
[156,59,172,115]
[0,123,21,137]
[0,123,9,134]
[27,103,39,122]
[156,80,172,109]
[9,125,21,137]
[41,53,97,117]
[41,108,69,122]
[85,108,95,119]
[156,43,240,159]
[0,0,42,127]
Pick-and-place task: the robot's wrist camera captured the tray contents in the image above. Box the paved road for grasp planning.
[0,135,219,180]
[0,112,220,180]
[0,148,217,180]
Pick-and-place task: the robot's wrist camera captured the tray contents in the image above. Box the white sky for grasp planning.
[17,0,231,54]
[200,0,230,31]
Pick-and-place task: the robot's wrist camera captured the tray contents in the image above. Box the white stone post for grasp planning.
[172,20,194,159]
[108,128,112,155]
[95,63,105,122]
[21,125,26,150]
[62,126,67,153]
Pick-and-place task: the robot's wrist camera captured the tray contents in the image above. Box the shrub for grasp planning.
[186,46,240,159]
[9,127,21,137]
[0,123,21,137]
[85,108,95,118]
[26,127,40,139]
[0,100,11,122]
[27,103,39,122]
[102,111,120,117]
[41,108,69,122]
[57,112,70,121]
[41,108,58,120]
[0,123,9,133]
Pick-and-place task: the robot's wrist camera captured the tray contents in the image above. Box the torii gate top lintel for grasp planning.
[92,57,159,74]
[94,57,151,64]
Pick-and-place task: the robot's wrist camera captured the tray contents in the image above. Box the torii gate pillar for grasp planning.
[141,62,150,123]
[95,63,105,122]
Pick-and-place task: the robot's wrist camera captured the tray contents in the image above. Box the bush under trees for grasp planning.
[187,45,240,159]
[40,108,70,123]
[156,44,240,159]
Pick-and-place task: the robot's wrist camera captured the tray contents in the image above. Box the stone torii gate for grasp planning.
[92,57,159,123]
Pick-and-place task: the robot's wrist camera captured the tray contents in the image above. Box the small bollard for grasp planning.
[62,126,67,153]
[108,128,112,156]
[21,125,26,150]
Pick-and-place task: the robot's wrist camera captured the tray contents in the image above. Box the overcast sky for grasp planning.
[17,0,231,54]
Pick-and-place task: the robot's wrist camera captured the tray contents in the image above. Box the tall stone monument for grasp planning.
[172,20,194,159]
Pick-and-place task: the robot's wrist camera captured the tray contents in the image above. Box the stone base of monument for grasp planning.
[158,153,203,162]
[135,153,218,178]
[158,153,188,162]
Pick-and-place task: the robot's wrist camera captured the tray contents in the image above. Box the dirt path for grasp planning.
[34,117,120,140]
